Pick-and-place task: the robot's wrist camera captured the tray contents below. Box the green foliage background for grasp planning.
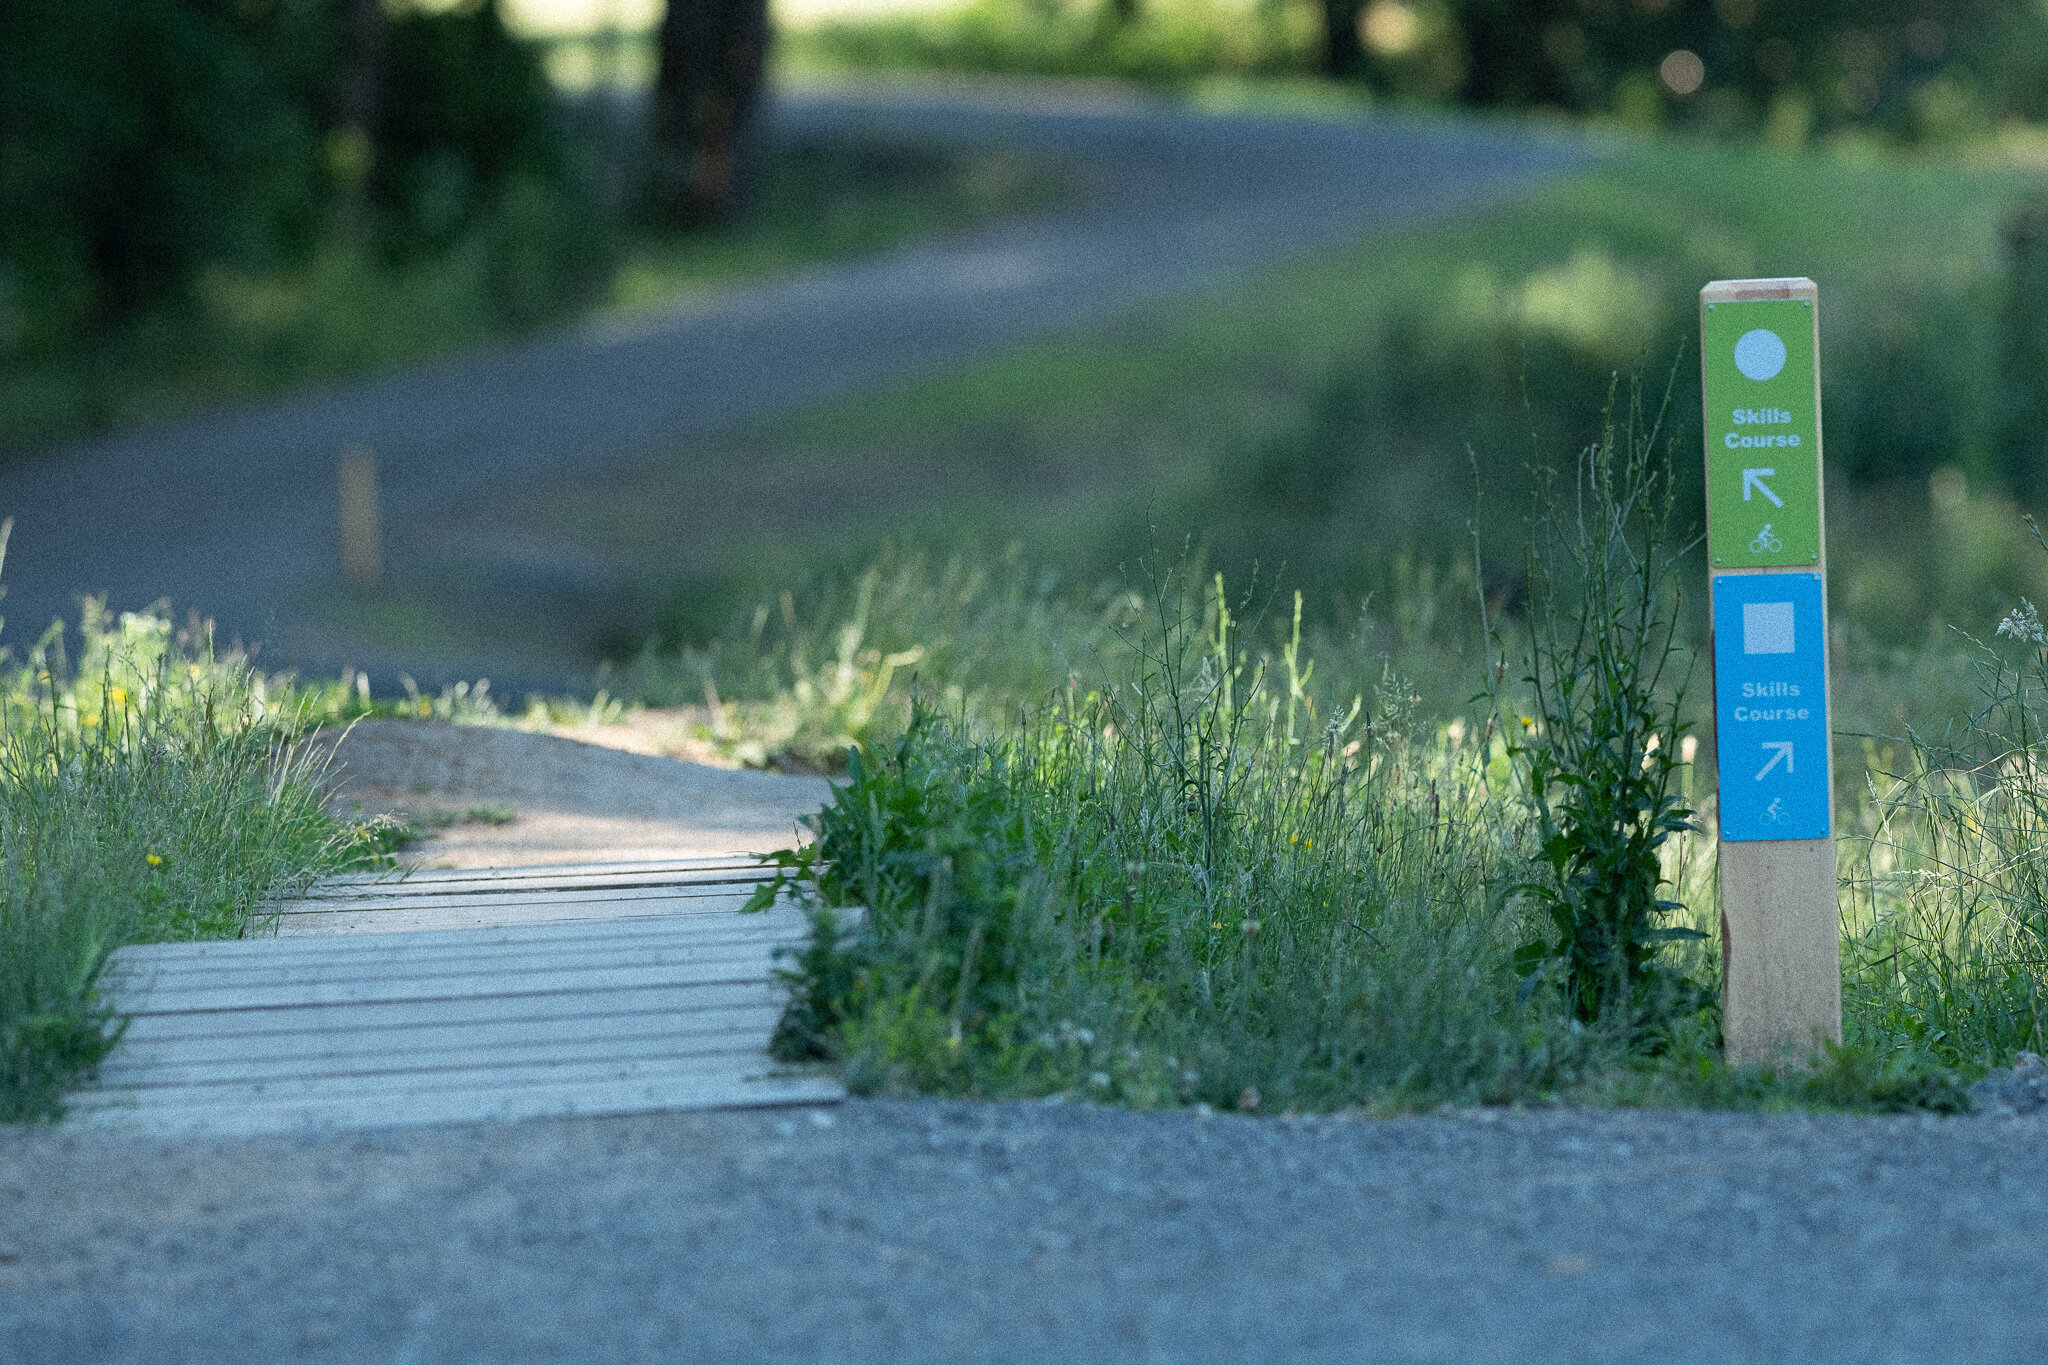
[0,0,597,363]
[801,0,2048,148]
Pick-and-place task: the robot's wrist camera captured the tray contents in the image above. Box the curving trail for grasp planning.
[0,82,1581,688]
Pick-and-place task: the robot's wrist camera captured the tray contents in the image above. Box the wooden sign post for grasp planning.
[1700,277,1842,1066]
[338,446,381,588]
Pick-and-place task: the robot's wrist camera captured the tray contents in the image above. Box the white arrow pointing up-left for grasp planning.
[1755,741,1794,780]
[1742,468,1784,507]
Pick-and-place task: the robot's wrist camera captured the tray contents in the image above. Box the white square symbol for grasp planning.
[1743,601,1795,655]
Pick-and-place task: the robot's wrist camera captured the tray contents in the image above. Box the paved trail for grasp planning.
[0,83,1579,688]
[5,1099,2044,1362]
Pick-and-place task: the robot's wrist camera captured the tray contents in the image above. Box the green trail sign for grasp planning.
[1702,295,1821,567]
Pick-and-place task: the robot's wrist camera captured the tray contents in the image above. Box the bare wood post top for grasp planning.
[338,446,380,589]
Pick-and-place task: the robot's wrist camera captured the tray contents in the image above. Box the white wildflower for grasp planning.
[1999,599,2047,646]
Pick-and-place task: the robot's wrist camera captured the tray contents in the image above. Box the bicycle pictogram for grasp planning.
[1749,523,1783,554]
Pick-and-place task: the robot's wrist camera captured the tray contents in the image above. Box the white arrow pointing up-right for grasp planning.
[1755,741,1794,780]
[1742,468,1784,507]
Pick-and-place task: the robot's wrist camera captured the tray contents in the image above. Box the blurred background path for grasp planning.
[0,82,1577,693]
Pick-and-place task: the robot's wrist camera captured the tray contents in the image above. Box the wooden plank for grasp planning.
[68,1071,844,1137]
[118,927,791,988]
[255,855,818,938]
[116,943,789,1011]
[284,876,776,909]
[130,912,790,965]
[114,948,786,1016]
[286,874,790,908]
[272,885,763,919]
[270,902,760,936]
[314,856,771,887]
[70,856,844,1134]
[265,900,756,934]
[112,980,785,1045]
[95,1013,787,1089]
[314,855,775,888]
[72,1047,811,1111]
[112,920,802,990]
[268,899,758,931]
[267,896,778,936]
[117,905,806,968]
[102,1002,783,1070]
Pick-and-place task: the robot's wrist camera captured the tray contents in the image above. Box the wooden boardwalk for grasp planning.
[68,858,840,1136]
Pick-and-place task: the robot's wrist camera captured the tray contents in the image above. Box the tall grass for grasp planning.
[625,547,1146,770]
[747,540,2012,1109]
[1840,556,2048,1070]
[1,598,384,1121]
[734,447,2048,1112]
[754,561,1606,1111]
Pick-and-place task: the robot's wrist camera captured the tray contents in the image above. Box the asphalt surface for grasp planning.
[5,1097,2045,1362]
[0,82,1581,691]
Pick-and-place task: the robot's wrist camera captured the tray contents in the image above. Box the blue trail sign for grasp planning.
[1711,571,1831,841]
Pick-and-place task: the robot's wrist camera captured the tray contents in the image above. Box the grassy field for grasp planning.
[571,120,2048,1110]
[714,469,2038,1114]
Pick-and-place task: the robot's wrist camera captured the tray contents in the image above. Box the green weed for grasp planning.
[1488,382,1711,1035]
[1,599,387,1121]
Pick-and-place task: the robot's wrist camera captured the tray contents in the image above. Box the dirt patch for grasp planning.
[312,720,832,868]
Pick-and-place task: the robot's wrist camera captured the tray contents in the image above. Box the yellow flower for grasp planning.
[80,713,100,727]
[146,853,163,866]
[107,687,129,708]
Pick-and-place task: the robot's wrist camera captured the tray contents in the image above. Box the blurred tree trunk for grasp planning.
[335,0,386,212]
[1998,199,2048,502]
[650,0,769,225]
[1322,1,1365,80]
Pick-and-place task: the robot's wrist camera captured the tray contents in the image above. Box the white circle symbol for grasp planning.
[1733,328,1787,381]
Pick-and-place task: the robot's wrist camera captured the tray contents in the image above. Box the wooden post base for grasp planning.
[1718,836,1842,1066]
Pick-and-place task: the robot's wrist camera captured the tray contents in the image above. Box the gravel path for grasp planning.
[316,719,830,865]
[5,1098,2045,1362]
[0,82,1580,693]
